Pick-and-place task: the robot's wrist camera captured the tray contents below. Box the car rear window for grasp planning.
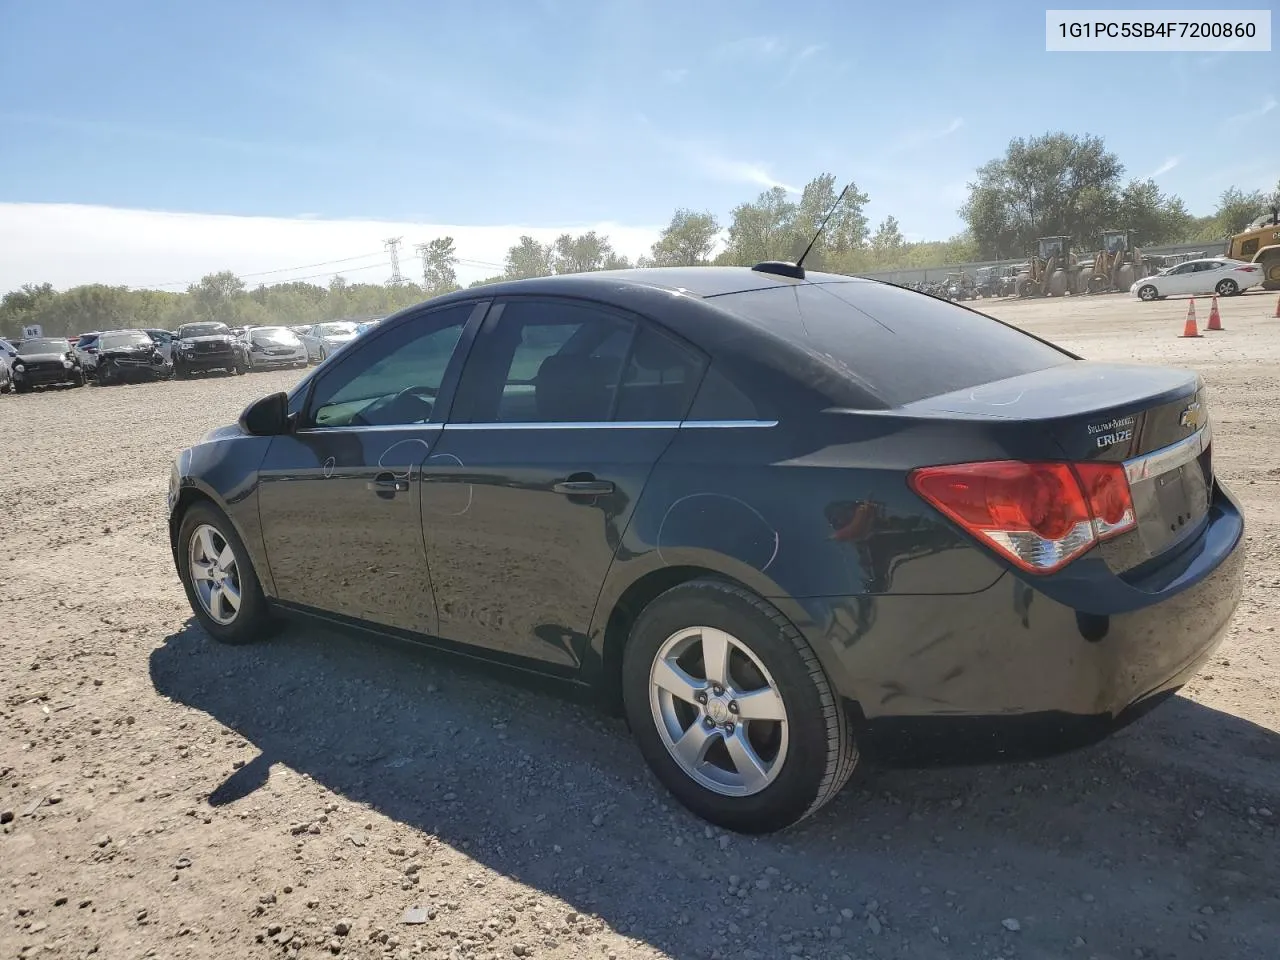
[712,280,1074,407]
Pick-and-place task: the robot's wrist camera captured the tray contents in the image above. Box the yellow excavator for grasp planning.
[1226,206,1280,290]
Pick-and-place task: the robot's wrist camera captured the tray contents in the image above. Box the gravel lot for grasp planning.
[3,290,1279,960]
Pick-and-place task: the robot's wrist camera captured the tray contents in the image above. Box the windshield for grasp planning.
[178,323,230,338]
[99,331,152,350]
[18,338,70,355]
[317,322,357,338]
[250,326,300,343]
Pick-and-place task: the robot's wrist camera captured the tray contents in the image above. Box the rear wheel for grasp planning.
[1216,279,1239,297]
[621,579,857,834]
[176,501,277,644]
[1137,284,1159,302]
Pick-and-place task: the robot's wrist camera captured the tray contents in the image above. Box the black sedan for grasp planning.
[10,337,86,392]
[167,264,1244,833]
[94,329,173,385]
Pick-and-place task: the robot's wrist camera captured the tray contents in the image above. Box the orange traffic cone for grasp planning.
[1180,298,1201,338]
[1207,295,1223,331]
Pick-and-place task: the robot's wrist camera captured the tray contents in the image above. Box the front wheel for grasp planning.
[1137,284,1159,302]
[176,501,277,644]
[621,579,857,834]
[1216,279,1239,297]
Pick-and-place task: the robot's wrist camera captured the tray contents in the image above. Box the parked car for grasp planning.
[94,329,174,385]
[243,326,309,370]
[168,265,1244,834]
[297,321,359,362]
[10,336,86,392]
[173,322,249,378]
[73,332,102,375]
[145,328,177,362]
[1132,258,1264,301]
[0,337,17,362]
[0,354,12,394]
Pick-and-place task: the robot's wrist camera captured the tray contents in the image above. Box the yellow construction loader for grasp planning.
[1226,206,1280,291]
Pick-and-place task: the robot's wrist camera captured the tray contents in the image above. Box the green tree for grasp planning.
[649,209,721,266]
[419,236,460,296]
[790,174,869,266]
[187,271,247,323]
[504,236,554,280]
[960,132,1126,257]
[720,186,799,265]
[551,231,629,273]
[1214,187,1267,236]
[1115,179,1194,246]
[870,216,905,255]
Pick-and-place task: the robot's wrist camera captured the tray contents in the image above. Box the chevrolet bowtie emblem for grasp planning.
[1179,401,1204,431]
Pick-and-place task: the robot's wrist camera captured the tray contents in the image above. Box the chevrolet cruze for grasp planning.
[167,264,1244,833]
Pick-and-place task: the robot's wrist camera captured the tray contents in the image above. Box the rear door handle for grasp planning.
[553,479,614,496]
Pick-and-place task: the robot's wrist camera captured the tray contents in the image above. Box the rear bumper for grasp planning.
[785,481,1245,761]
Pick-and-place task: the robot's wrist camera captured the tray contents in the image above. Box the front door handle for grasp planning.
[367,474,410,494]
[553,479,614,496]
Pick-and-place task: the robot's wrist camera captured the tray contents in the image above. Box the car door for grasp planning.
[1194,260,1229,293]
[256,300,486,634]
[1160,261,1199,295]
[421,296,707,670]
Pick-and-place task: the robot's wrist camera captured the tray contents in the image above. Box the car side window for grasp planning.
[613,325,706,422]
[305,302,476,429]
[453,299,637,424]
[686,362,764,421]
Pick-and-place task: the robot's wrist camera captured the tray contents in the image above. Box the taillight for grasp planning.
[908,460,1137,574]
[1236,265,1259,272]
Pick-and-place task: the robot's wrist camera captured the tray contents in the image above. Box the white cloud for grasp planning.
[1149,156,1181,178]
[0,203,664,294]
[692,154,800,194]
[713,36,784,60]
[660,67,689,84]
[1224,95,1277,127]
[884,117,965,155]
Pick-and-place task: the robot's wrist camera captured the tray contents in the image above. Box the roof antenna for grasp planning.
[752,181,852,281]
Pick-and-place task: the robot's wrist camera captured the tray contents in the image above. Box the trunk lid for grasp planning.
[900,361,1212,574]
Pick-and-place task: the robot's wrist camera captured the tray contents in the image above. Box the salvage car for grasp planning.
[11,336,87,392]
[173,321,249,378]
[167,264,1244,834]
[243,326,309,370]
[94,329,174,385]
[297,321,359,363]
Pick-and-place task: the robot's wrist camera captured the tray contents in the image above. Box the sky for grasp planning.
[1,0,1276,293]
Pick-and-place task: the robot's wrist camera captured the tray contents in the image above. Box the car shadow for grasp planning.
[150,618,1280,958]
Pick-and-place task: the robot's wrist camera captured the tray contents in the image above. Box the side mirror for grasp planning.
[239,391,291,436]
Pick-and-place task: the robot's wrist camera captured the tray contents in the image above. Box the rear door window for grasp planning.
[711,280,1073,407]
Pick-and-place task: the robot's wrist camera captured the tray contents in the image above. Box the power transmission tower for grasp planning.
[384,237,405,285]
[415,241,431,284]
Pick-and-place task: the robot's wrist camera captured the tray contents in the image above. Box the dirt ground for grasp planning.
[3,289,1279,960]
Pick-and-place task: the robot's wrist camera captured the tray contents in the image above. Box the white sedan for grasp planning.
[1131,258,1264,301]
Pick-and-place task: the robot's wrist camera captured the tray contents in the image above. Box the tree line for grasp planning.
[5,131,1278,340]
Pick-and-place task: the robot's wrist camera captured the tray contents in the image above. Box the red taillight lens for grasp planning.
[908,460,1136,574]
[1237,265,1259,272]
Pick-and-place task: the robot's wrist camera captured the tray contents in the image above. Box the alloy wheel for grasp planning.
[648,626,789,797]
[188,523,243,626]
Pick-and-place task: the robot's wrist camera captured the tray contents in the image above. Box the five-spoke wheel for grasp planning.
[623,579,857,834]
[177,501,276,644]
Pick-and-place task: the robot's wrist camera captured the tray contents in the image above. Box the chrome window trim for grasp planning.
[1123,423,1211,484]
[293,423,445,435]
[442,419,779,431]
[293,419,779,434]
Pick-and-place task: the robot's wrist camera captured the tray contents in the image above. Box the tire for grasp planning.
[1137,284,1158,302]
[621,579,857,834]
[1216,279,1239,297]
[176,501,277,645]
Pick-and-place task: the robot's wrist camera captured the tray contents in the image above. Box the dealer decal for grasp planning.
[1088,415,1135,449]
